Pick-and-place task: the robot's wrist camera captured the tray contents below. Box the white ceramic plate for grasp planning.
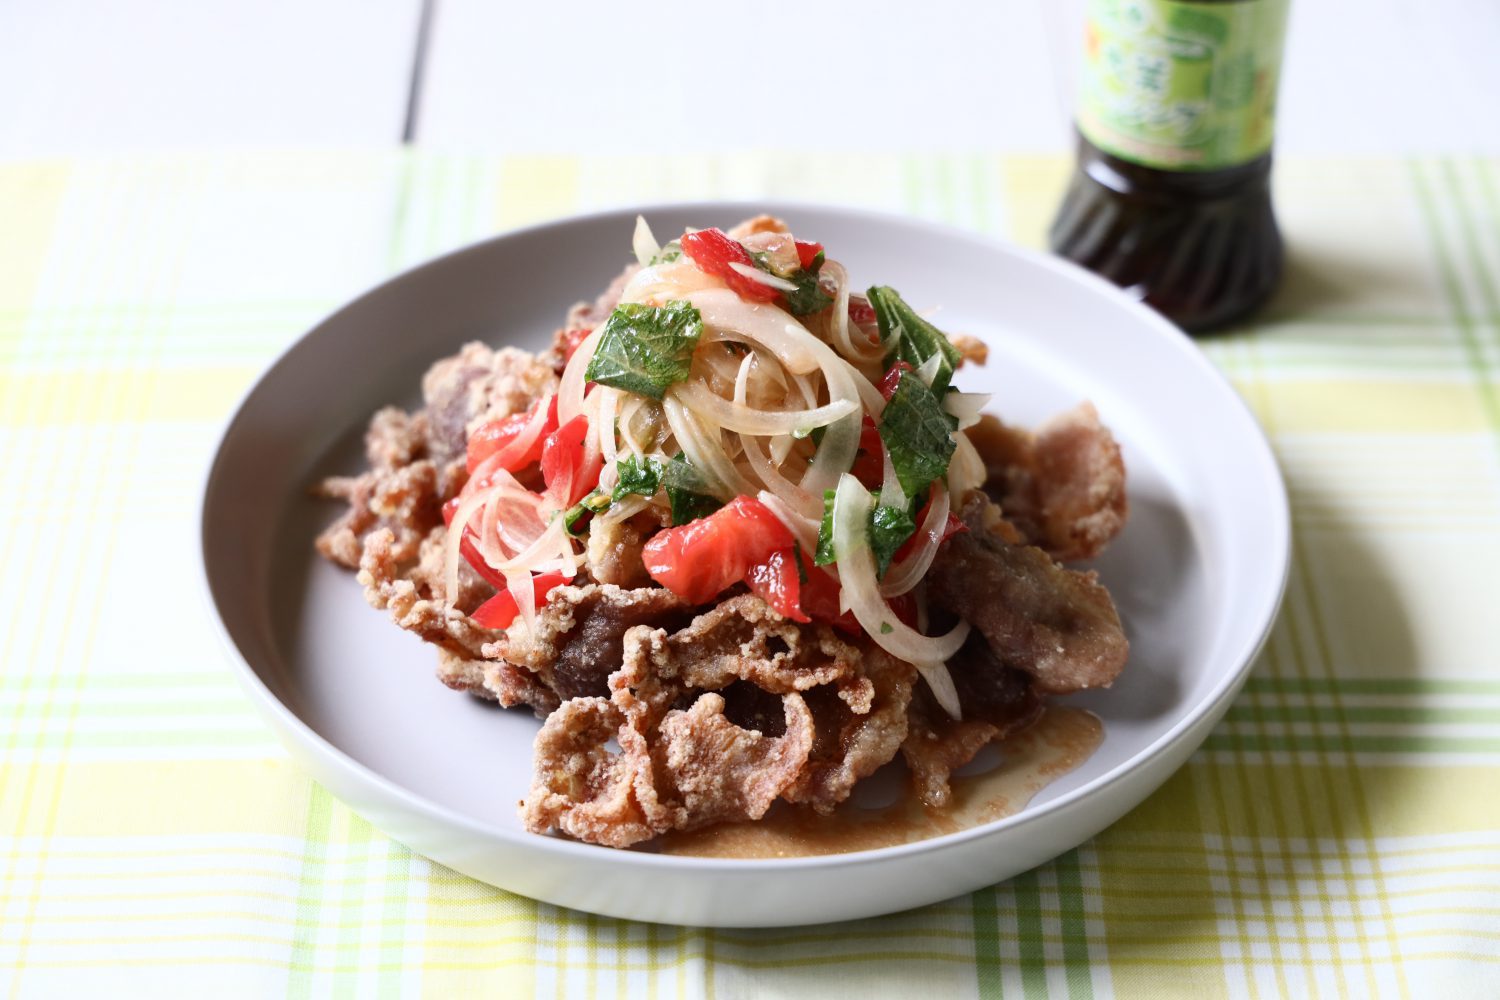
[200,202,1289,927]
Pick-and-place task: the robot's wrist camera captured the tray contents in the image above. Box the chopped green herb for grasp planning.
[584,300,702,400]
[661,453,722,526]
[750,248,833,316]
[814,489,839,566]
[869,501,917,577]
[650,240,682,264]
[564,488,611,536]
[879,622,894,634]
[878,370,957,498]
[868,286,963,393]
[781,268,834,316]
[611,454,663,503]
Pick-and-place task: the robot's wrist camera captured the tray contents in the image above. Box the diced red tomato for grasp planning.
[470,571,569,630]
[796,561,860,633]
[441,495,507,589]
[850,415,884,488]
[558,327,592,364]
[744,548,808,623]
[680,228,782,304]
[466,396,558,475]
[848,298,877,328]
[878,361,915,401]
[794,240,823,270]
[642,495,795,603]
[540,415,602,506]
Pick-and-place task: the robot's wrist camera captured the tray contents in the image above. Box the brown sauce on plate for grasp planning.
[655,707,1103,859]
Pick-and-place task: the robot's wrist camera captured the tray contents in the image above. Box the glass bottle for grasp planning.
[1049,0,1292,333]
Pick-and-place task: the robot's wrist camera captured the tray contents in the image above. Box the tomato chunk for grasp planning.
[642,495,795,603]
[467,396,558,475]
[744,548,809,623]
[470,571,569,630]
[680,228,782,304]
[878,361,915,401]
[540,414,602,506]
[558,327,592,364]
[794,240,824,270]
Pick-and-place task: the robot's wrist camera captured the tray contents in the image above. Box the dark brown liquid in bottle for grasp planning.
[1050,137,1283,333]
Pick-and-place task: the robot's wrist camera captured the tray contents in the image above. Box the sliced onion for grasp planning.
[596,388,620,481]
[690,289,821,375]
[881,482,950,597]
[443,488,491,606]
[912,660,963,721]
[823,260,883,365]
[948,431,986,497]
[558,327,603,424]
[878,439,907,511]
[831,474,970,701]
[632,215,660,267]
[943,391,991,430]
[728,261,798,292]
[744,433,819,514]
[662,392,756,499]
[841,360,887,417]
[622,259,725,307]
[757,490,819,551]
[671,381,857,437]
[915,351,944,387]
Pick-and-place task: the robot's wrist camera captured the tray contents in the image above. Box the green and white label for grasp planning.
[1077,0,1290,171]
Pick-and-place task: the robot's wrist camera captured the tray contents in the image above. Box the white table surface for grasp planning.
[3,0,1497,158]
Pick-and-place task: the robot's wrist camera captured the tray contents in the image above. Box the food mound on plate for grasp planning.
[314,215,1129,849]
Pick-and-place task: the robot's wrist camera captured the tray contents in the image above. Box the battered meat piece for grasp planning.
[314,408,440,569]
[358,529,497,665]
[522,596,901,846]
[967,403,1126,562]
[494,584,691,701]
[900,635,1044,807]
[928,495,1128,695]
[523,689,816,847]
[784,647,917,813]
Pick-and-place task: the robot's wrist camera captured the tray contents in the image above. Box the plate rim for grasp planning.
[198,197,1291,873]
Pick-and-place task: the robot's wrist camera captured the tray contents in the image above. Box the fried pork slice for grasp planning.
[928,495,1128,695]
[358,528,497,663]
[494,584,692,701]
[524,698,657,848]
[314,408,440,568]
[784,647,917,813]
[967,404,1126,562]
[626,594,871,704]
[900,635,1045,808]
[523,596,906,846]
[523,690,816,848]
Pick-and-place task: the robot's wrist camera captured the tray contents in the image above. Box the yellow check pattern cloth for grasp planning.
[2,152,1497,998]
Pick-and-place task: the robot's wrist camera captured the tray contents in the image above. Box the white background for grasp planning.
[2,0,1497,158]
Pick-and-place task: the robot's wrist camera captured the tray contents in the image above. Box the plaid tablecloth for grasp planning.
[2,151,1497,998]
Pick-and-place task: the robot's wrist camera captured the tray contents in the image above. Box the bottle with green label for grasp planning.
[1050,0,1291,333]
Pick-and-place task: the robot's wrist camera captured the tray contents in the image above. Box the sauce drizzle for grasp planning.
[656,706,1103,859]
